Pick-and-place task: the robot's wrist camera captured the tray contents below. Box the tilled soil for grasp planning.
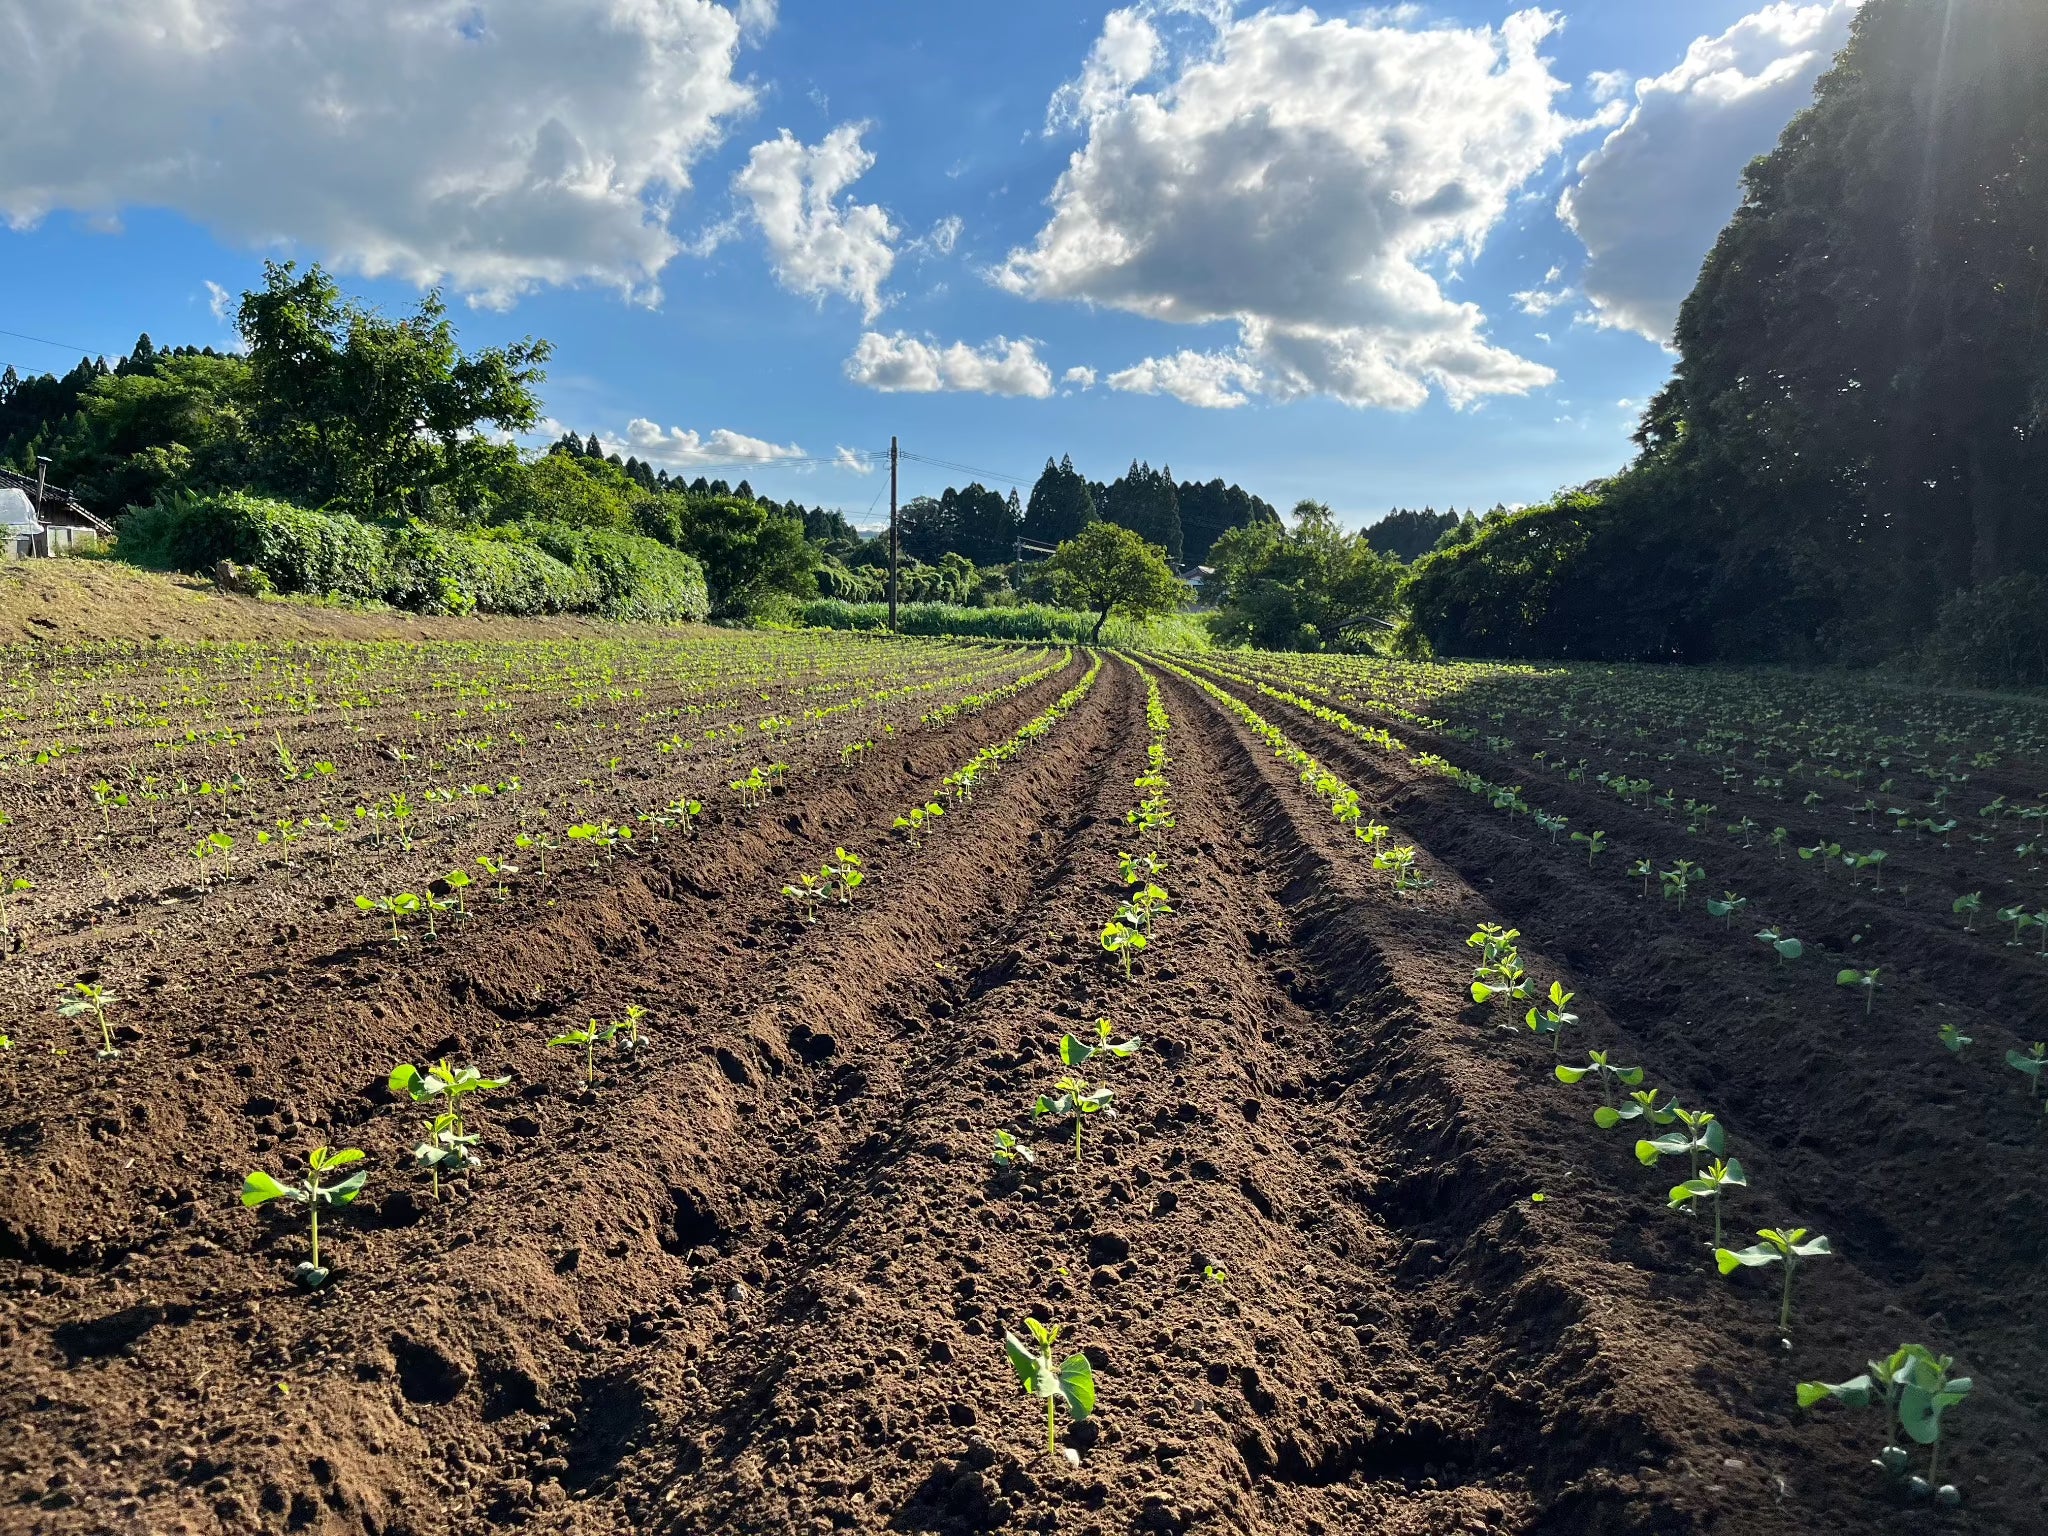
[1,647,2038,1536]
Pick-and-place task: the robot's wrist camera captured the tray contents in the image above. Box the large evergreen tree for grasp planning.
[1022,455,1096,546]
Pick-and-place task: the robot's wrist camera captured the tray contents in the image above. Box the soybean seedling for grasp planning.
[1704,891,1748,926]
[822,848,864,905]
[611,1003,650,1055]
[1471,954,1533,1010]
[59,981,120,1058]
[1116,849,1167,887]
[1658,859,1704,909]
[1636,1105,1724,1181]
[1061,1017,1144,1069]
[1754,927,1804,965]
[1716,1226,1833,1332]
[514,830,554,880]
[1952,892,1982,932]
[1100,919,1146,980]
[892,802,944,848]
[1570,829,1608,867]
[1555,1049,1644,1112]
[1597,1087,1678,1132]
[1997,904,2029,946]
[1799,1343,1972,1503]
[1466,923,1521,969]
[991,1129,1036,1172]
[548,1019,613,1088]
[2006,1042,2045,1106]
[1524,981,1577,1055]
[1630,857,1654,896]
[240,1146,368,1289]
[1836,967,1882,1015]
[1669,1157,1748,1249]
[388,1059,510,1147]
[1034,1076,1116,1165]
[1118,883,1172,935]
[412,1111,478,1200]
[1938,1022,1972,1054]
[1003,1319,1096,1461]
[781,872,826,925]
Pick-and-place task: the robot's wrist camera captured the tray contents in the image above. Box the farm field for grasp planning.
[0,631,2043,1536]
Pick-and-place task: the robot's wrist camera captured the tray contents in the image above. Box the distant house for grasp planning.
[0,469,113,557]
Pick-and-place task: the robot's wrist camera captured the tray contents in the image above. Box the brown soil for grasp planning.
[1,638,2038,1536]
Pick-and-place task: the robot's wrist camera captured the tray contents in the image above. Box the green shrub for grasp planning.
[383,521,594,616]
[1927,575,2048,689]
[523,523,709,622]
[119,491,387,598]
[796,598,1210,648]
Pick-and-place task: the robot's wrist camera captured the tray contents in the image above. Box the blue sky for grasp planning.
[0,1,1862,529]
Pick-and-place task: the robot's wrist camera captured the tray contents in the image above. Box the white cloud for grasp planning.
[204,280,233,324]
[915,215,963,259]
[1561,1,1863,341]
[1062,365,1098,390]
[0,2,767,309]
[1510,284,1574,316]
[844,332,1054,397]
[733,124,899,319]
[610,419,804,469]
[1001,6,1578,410]
[833,446,874,474]
[1107,349,1261,409]
[1586,67,1635,103]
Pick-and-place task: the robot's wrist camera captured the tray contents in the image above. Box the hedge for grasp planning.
[796,598,1210,649]
[117,493,709,623]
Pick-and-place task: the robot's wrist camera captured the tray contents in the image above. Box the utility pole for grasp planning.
[887,435,900,632]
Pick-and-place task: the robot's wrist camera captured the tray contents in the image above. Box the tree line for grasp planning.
[1402,0,2048,681]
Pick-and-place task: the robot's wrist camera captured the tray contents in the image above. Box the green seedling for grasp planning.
[1204,1263,1230,1288]
[1636,1105,1724,1181]
[892,802,944,847]
[1799,1343,1971,1502]
[1116,849,1167,886]
[1669,1157,1747,1249]
[611,1003,650,1054]
[1658,859,1703,908]
[1631,858,1653,898]
[1569,829,1607,866]
[191,830,234,888]
[1372,844,1431,892]
[1597,1087,1678,1132]
[1704,891,1748,926]
[1034,1075,1116,1165]
[1952,892,1981,931]
[2006,1042,2046,1105]
[1533,810,1568,845]
[411,1111,478,1199]
[1754,927,1804,965]
[354,891,421,943]
[514,830,554,880]
[1555,1049,1644,1111]
[1060,1017,1143,1068]
[1465,923,1521,969]
[781,872,826,924]
[1004,1319,1096,1461]
[1938,1023,1972,1054]
[822,848,864,904]
[1524,980,1577,1055]
[1800,841,1843,876]
[1836,967,1882,1015]
[388,1059,510,1144]
[548,1018,613,1088]
[0,874,31,935]
[1470,954,1533,1009]
[991,1129,1036,1172]
[1716,1226,1833,1332]
[1099,919,1146,980]
[60,981,121,1058]
[1118,882,1172,935]
[440,868,473,918]
[240,1146,367,1289]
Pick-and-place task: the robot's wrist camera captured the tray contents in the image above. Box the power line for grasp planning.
[894,449,1035,487]
[0,325,112,359]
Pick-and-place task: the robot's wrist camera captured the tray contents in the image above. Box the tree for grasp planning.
[1208,500,1404,651]
[1023,456,1097,546]
[1046,522,1189,641]
[1361,507,1460,563]
[634,495,816,618]
[237,260,551,517]
[1096,460,1183,565]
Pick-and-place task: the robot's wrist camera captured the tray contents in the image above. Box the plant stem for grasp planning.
[309,1202,320,1271]
[1779,1258,1794,1332]
[1046,1393,1056,1456]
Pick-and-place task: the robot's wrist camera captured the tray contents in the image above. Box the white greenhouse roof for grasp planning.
[0,489,38,529]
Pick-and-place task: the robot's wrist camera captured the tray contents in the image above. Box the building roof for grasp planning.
[0,488,36,529]
[0,469,113,533]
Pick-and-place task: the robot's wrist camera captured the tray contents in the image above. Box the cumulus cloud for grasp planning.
[1510,283,1574,316]
[1046,7,1164,131]
[0,1,767,308]
[1062,366,1098,390]
[610,419,805,469]
[1002,5,1578,411]
[1561,1,1863,341]
[733,124,899,319]
[204,280,233,324]
[1585,67,1634,103]
[1107,350,1261,409]
[844,333,1054,397]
